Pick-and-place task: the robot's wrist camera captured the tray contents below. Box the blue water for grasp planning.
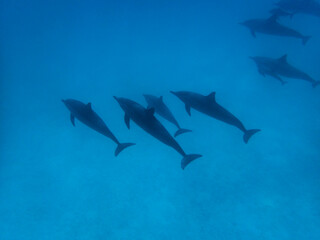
[1,0,320,239]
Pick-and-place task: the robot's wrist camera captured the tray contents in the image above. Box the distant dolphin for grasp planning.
[269,8,295,18]
[276,0,320,18]
[114,96,202,169]
[62,99,135,156]
[240,14,311,45]
[143,94,192,137]
[250,54,320,87]
[170,91,260,143]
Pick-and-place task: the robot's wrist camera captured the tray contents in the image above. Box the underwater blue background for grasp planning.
[1,0,320,239]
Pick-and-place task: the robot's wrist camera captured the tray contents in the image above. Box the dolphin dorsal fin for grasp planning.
[70,114,75,126]
[278,54,288,63]
[207,92,216,102]
[146,108,155,117]
[86,102,92,110]
[185,104,191,116]
[124,114,130,129]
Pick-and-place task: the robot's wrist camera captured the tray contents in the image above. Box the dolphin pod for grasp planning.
[240,14,311,45]
[62,93,260,169]
[114,96,202,169]
[62,99,135,156]
[250,54,320,88]
[143,94,192,137]
[170,91,260,144]
[61,2,319,170]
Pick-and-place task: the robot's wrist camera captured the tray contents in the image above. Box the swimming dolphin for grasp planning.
[62,99,135,156]
[240,14,311,45]
[143,94,192,137]
[269,8,295,18]
[114,96,202,169]
[170,91,260,144]
[250,54,320,87]
[276,0,320,18]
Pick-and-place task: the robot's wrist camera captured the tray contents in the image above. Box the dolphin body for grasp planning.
[62,99,135,156]
[276,0,320,18]
[170,91,260,144]
[250,54,320,87]
[114,96,202,169]
[240,14,311,45]
[143,94,192,137]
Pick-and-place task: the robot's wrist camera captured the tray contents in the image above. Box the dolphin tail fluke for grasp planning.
[174,128,192,138]
[243,129,261,144]
[302,36,311,45]
[181,154,202,170]
[312,81,320,88]
[115,143,135,156]
[281,80,288,86]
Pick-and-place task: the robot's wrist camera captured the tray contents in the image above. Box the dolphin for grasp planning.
[170,91,260,144]
[240,14,311,45]
[269,8,295,18]
[250,54,320,87]
[276,0,320,18]
[114,96,202,169]
[143,94,192,137]
[62,99,135,156]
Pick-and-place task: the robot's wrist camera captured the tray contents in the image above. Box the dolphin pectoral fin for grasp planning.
[185,104,191,116]
[124,114,130,129]
[271,74,286,85]
[115,142,135,156]
[181,154,202,170]
[302,36,311,46]
[312,81,320,88]
[258,69,266,77]
[251,30,256,38]
[243,129,260,143]
[70,114,75,126]
[174,128,192,138]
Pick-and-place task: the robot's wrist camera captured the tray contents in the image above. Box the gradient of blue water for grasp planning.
[1,0,319,239]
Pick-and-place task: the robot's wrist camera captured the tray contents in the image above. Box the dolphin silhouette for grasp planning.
[170,91,260,143]
[240,14,311,45]
[143,94,192,137]
[269,8,295,18]
[62,99,135,156]
[250,54,320,87]
[114,96,202,169]
[276,0,320,18]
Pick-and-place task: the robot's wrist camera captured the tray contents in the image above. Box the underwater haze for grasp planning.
[1,0,320,239]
